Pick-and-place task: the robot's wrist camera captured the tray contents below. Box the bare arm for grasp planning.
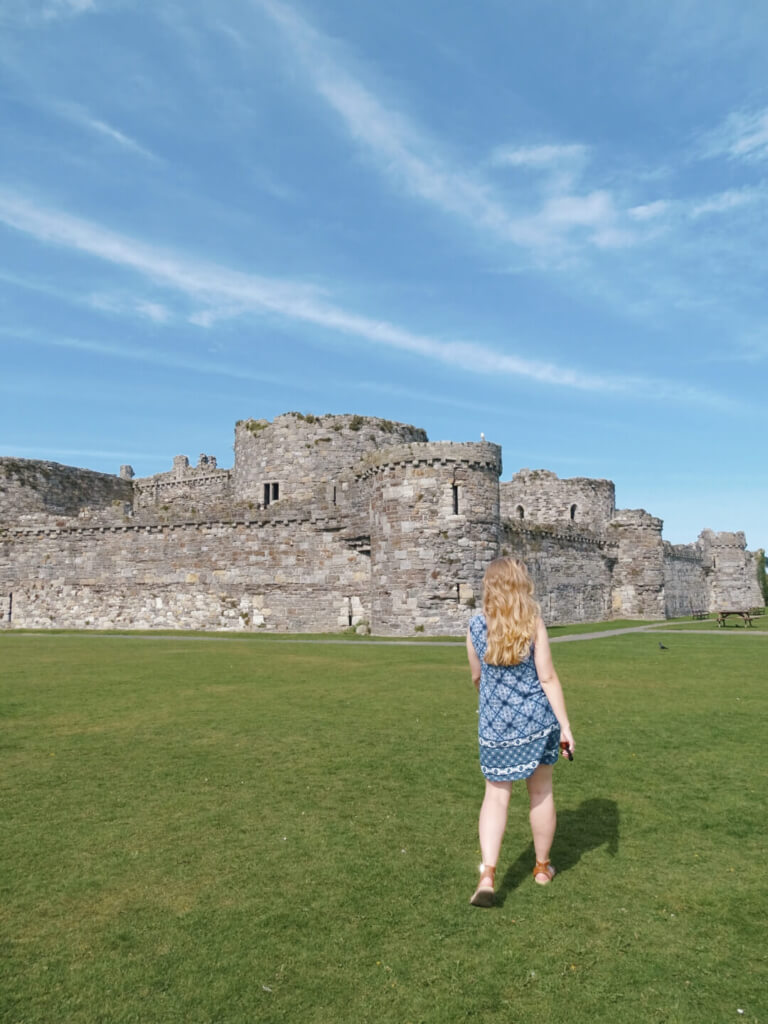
[466,629,482,691]
[533,618,575,753]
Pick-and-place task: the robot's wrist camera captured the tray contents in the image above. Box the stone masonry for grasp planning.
[0,413,762,634]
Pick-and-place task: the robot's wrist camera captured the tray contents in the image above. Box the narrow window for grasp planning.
[7,592,12,624]
[332,486,337,506]
[516,505,524,520]
[570,504,577,521]
[272,482,279,502]
[348,597,353,626]
[452,484,459,515]
[456,583,461,604]
[263,483,271,507]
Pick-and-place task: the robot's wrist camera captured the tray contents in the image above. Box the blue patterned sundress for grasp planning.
[469,613,560,781]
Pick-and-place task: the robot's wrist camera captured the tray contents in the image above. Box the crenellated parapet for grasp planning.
[132,453,233,516]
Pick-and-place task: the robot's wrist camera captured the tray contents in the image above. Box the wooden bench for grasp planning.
[691,610,708,620]
[716,610,754,628]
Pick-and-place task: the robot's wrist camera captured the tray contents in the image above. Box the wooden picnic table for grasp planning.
[716,610,754,627]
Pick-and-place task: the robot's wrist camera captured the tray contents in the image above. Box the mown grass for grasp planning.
[1,631,766,1024]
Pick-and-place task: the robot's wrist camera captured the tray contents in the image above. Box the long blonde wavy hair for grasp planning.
[483,557,540,665]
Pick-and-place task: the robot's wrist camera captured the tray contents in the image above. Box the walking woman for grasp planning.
[466,557,574,907]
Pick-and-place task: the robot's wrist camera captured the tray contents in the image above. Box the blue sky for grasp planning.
[1,0,766,549]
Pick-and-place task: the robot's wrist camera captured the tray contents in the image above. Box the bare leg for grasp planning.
[478,779,513,868]
[526,763,556,881]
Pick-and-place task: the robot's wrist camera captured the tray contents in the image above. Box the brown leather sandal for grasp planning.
[470,864,496,907]
[532,859,556,885]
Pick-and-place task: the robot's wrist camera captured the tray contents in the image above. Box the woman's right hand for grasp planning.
[560,725,575,757]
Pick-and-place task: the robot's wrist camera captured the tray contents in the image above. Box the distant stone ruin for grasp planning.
[0,413,762,633]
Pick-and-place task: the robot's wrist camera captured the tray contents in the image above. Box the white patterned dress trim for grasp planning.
[482,759,541,777]
[478,723,557,748]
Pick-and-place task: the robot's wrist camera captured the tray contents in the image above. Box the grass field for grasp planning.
[2,630,767,1024]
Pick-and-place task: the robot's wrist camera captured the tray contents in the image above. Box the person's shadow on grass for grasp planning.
[495,798,619,905]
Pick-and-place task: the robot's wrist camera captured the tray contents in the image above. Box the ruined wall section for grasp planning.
[363,441,501,635]
[132,454,233,519]
[698,530,763,610]
[0,509,370,633]
[0,458,133,526]
[500,520,614,625]
[608,510,665,618]
[662,543,709,617]
[233,413,427,511]
[500,469,615,531]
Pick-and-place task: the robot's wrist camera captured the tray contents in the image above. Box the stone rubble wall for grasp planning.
[0,515,369,632]
[132,454,233,516]
[500,469,616,531]
[607,510,666,619]
[0,458,133,525]
[698,530,763,610]
[500,520,614,625]
[662,542,709,617]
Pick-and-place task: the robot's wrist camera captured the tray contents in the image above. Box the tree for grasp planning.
[757,548,768,605]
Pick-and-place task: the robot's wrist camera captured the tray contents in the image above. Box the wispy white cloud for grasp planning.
[0,445,163,461]
[689,186,763,218]
[251,0,632,254]
[0,188,742,409]
[628,199,672,221]
[87,292,172,323]
[0,324,297,388]
[490,144,588,170]
[701,107,768,162]
[38,0,96,21]
[54,102,160,161]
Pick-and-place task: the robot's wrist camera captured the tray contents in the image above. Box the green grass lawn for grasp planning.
[1,631,766,1024]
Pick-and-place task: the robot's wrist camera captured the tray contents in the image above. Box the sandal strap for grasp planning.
[478,863,496,883]
[532,860,551,877]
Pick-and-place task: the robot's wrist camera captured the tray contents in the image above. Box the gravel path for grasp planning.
[2,623,765,645]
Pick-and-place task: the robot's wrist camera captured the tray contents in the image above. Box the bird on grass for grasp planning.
[658,642,669,650]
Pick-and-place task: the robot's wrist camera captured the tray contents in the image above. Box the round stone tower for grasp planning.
[233,413,427,508]
[360,441,502,635]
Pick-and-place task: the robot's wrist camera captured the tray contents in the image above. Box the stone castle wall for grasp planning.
[0,511,369,632]
[0,458,133,525]
[500,520,614,624]
[0,414,762,633]
[698,530,763,610]
[662,543,709,618]
[607,510,666,618]
[132,454,233,516]
[500,469,615,531]
[233,413,426,507]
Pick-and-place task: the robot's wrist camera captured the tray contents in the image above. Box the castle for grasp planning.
[0,413,762,634]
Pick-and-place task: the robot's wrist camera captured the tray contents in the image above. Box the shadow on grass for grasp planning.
[496,798,619,904]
